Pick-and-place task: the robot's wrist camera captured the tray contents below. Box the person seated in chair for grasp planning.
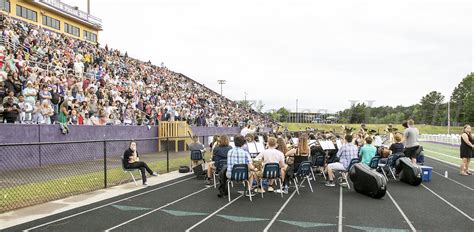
[217,135,256,198]
[123,141,158,186]
[359,137,377,166]
[255,137,286,193]
[325,135,358,187]
[206,135,232,185]
[189,135,206,168]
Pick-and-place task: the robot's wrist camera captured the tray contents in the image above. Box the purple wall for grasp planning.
[0,124,244,171]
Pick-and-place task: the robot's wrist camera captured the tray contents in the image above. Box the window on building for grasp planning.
[0,0,10,13]
[42,15,60,30]
[65,23,80,37]
[84,30,97,43]
[16,5,37,22]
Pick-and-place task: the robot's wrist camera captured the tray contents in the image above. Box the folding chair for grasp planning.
[369,156,380,169]
[121,157,141,186]
[378,154,397,180]
[292,161,314,195]
[260,163,283,198]
[338,158,360,190]
[227,164,252,202]
[311,153,326,181]
[213,159,227,188]
[190,150,205,168]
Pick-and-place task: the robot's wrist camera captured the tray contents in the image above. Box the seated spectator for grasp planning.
[123,141,158,186]
[218,135,256,198]
[359,137,377,166]
[325,135,358,187]
[189,135,205,167]
[255,137,286,192]
[389,133,405,154]
[3,97,19,123]
[206,135,232,185]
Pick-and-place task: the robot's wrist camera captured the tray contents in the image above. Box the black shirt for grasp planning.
[389,142,405,154]
[212,146,232,163]
[123,148,138,167]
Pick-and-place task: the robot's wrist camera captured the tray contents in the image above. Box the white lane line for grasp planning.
[185,194,243,232]
[23,176,195,232]
[431,171,474,191]
[424,155,474,172]
[386,191,416,232]
[421,184,474,221]
[424,149,474,164]
[106,186,211,231]
[263,190,298,232]
[338,186,343,232]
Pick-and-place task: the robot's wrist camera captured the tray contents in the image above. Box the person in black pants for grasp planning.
[123,141,158,185]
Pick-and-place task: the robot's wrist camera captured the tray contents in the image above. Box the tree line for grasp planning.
[337,73,473,125]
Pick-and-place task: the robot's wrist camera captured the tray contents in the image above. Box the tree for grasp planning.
[451,73,474,125]
[276,107,290,122]
[419,91,445,125]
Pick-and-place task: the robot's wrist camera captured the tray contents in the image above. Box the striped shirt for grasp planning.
[226,147,252,178]
[336,143,359,169]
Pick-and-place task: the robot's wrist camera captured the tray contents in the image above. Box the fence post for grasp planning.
[166,137,169,173]
[38,124,42,167]
[104,140,107,188]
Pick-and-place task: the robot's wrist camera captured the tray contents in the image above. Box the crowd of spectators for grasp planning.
[0,14,276,128]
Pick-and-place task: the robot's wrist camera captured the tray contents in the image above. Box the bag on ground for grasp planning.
[349,163,387,199]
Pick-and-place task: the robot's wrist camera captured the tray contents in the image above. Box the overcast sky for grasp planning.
[64,0,472,113]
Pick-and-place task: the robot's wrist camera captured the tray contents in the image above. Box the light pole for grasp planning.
[244,92,248,101]
[217,80,226,96]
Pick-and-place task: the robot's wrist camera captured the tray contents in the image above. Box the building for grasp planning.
[288,112,338,124]
[0,0,101,43]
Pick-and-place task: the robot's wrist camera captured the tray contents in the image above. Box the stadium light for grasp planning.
[217,80,226,96]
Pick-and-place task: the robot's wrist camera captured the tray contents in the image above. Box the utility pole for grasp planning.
[244,92,247,101]
[447,101,451,134]
[217,80,226,96]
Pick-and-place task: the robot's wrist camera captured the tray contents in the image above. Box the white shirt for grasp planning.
[256,148,286,167]
[240,127,255,136]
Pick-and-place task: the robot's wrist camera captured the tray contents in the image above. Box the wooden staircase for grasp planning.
[158,121,194,152]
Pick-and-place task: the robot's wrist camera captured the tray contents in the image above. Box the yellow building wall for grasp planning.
[4,0,99,42]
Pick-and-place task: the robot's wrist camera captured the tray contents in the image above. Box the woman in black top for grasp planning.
[460,125,473,176]
[123,141,158,185]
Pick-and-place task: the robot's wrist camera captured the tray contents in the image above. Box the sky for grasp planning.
[64,0,472,113]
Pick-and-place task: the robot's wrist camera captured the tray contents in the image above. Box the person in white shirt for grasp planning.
[255,137,287,193]
[241,124,256,137]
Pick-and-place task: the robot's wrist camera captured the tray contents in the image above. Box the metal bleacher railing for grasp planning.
[419,134,462,146]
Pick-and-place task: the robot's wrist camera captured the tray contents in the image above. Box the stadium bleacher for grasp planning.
[0,13,275,128]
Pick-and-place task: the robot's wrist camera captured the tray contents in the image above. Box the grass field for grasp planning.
[282,123,462,135]
[0,156,191,213]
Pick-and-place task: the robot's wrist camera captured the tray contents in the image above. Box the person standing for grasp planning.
[123,141,158,186]
[403,119,420,164]
[460,125,473,176]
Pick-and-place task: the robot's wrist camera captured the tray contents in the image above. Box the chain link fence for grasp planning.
[0,137,193,213]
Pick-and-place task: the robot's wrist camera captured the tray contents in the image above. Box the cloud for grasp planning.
[64,0,472,112]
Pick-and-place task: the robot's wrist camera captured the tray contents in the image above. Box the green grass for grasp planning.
[419,142,473,165]
[0,156,190,213]
[282,123,462,135]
